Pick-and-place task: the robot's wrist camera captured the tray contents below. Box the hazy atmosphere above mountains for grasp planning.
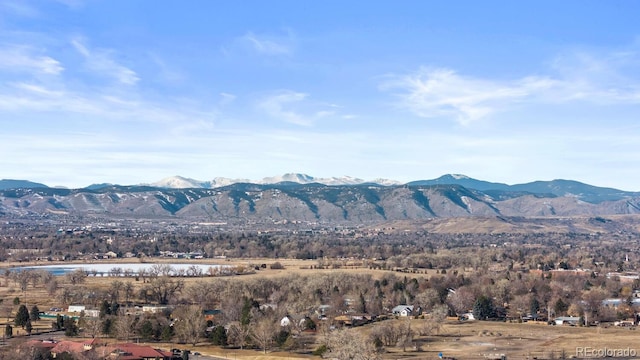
[2,1,640,190]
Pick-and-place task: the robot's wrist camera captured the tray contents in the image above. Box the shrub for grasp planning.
[270,262,284,270]
[312,344,327,356]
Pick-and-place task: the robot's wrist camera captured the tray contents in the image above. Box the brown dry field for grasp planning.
[144,320,640,360]
[1,259,638,359]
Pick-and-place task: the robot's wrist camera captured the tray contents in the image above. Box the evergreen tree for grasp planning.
[209,325,228,346]
[65,320,79,336]
[359,292,367,313]
[14,304,29,328]
[275,329,290,348]
[102,317,113,336]
[55,314,65,330]
[25,319,32,335]
[99,300,111,318]
[530,298,540,320]
[161,325,173,341]
[30,305,41,322]
[472,295,496,320]
[139,319,154,341]
[554,298,569,315]
[240,297,252,326]
[305,317,317,330]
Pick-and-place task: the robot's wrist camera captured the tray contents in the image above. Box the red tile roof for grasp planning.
[111,343,171,359]
[51,340,86,354]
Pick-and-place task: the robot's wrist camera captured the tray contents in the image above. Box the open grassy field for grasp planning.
[0,259,637,359]
[103,319,640,360]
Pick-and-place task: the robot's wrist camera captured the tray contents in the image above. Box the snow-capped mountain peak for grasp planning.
[148,176,207,189]
[370,178,403,186]
[260,173,315,184]
[144,173,401,188]
[451,174,471,180]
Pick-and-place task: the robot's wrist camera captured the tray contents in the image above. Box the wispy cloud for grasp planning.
[383,46,640,125]
[71,38,139,85]
[0,1,40,17]
[148,52,184,84]
[241,31,292,55]
[0,45,64,75]
[219,92,236,106]
[0,79,218,130]
[259,90,335,126]
[382,68,550,125]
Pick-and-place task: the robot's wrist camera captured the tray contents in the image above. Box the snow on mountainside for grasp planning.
[209,177,252,188]
[149,176,208,189]
[451,174,471,180]
[370,178,403,186]
[145,173,400,188]
[260,173,316,184]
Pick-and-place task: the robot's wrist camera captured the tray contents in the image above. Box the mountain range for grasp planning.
[144,174,403,189]
[2,174,640,222]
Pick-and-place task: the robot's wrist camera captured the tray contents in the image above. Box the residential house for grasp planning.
[108,343,172,360]
[67,305,86,313]
[460,312,475,321]
[554,316,581,326]
[203,309,222,322]
[280,315,291,327]
[392,305,415,317]
[142,305,170,314]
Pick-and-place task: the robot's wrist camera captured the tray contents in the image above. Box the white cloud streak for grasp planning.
[0,46,64,74]
[382,68,549,125]
[71,38,139,85]
[258,90,336,126]
[383,48,640,125]
[241,31,292,55]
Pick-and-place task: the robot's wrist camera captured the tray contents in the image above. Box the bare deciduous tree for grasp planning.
[446,286,475,316]
[65,268,87,285]
[144,277,184,305]
[250,315,278,354]
[327,328,380,360]
[83,317,103,339]
[227,321,251,350]
[173,305,206,346]
[114,310,137,341]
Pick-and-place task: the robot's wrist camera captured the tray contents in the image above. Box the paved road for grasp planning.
[0,330,65,347]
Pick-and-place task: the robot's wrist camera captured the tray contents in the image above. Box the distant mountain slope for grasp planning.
[146,173,399,188]
[84,183,116,190]
[137,173,639,204]
[408,174,638,203]
[2,182,640,222]
[509,179,637,203]
[0,179,48,190]
[407,174,511,191]
[149,176,209,189]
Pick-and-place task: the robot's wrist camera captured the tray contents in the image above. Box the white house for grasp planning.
[280,316,291,327]
[142,305,170,314]
[67,305,85,313]
[460,312,475,321]
[392,305,414,317]
[554,316,580,326]
[84,309,100,318]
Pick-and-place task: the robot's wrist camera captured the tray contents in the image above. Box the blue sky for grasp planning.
[2,1,640,189]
